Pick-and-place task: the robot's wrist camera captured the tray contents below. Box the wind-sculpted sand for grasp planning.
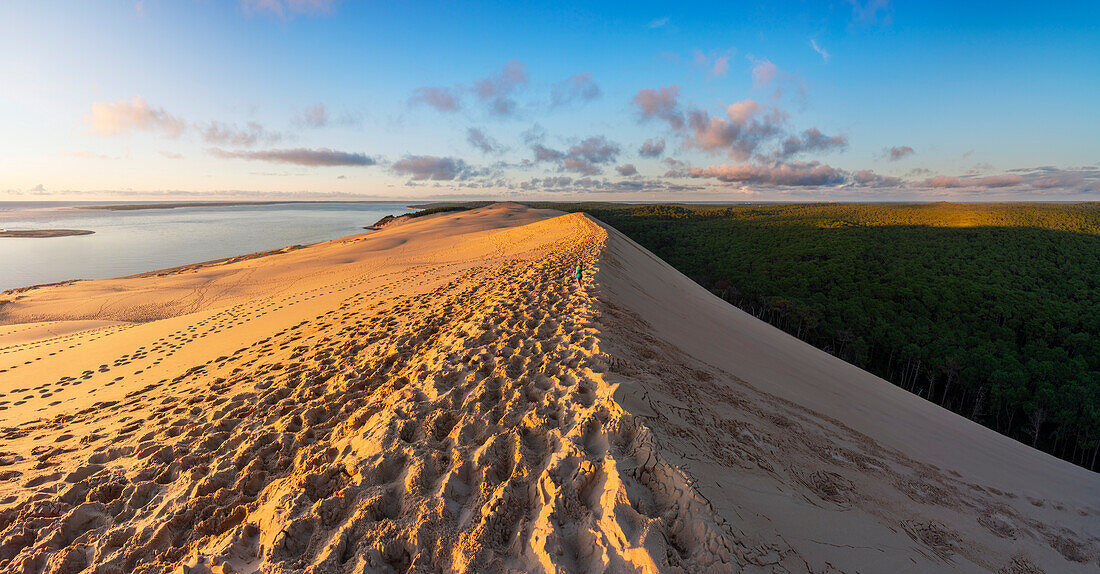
[0,203,1096,573]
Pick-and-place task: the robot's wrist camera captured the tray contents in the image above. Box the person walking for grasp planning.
[575,264,583,284]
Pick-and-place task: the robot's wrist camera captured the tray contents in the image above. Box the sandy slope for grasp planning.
[0,203,1095,573]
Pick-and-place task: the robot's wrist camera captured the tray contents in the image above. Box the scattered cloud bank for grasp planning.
[71,62,1097,201]
[924,174,1023,189]
[392,155,469,181]
[517,175,702,194]
[86,96,383,170]
[684,163,1099,196]
[630,85,853,194]
[413,61,594,117]
[690,161,845,186]
[525,130,621,176]
[88,96,186,138]
[89,96,286,148]
[209,147,376,166]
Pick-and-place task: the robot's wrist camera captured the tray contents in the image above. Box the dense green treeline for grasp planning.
[525,202,1100,470]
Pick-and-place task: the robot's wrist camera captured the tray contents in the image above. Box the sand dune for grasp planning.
[0,203,1095,573]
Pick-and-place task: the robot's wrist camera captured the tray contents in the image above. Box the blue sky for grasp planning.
[1,0,1098,201]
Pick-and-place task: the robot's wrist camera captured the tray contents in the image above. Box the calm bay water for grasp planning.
[0,202,411,292]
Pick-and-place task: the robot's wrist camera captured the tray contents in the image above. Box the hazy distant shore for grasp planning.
[0,229,94,238]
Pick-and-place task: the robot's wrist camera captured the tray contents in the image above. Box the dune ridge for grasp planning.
[0,204,1096,573]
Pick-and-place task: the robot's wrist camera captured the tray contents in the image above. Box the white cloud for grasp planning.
[810,39,831,63]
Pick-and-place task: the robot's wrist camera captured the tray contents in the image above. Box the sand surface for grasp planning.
[0,203,1095,573]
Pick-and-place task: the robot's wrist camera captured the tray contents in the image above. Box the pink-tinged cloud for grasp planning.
[300,103,328,127]
[467,127,504,154]
[532,144,565,162]
[392,155,468,180]
[638,138,666,158]
[527,132,620,175]
[886,145,915,161]
[62,150,117,160]
[209,147,376,166]
[567,136,619,164]
[748,57,807,103]
[631,85,684,129]
[852,169,902,187]
[776,127,848,159]
[684,99,787,160]
[662,157,691,177]
[410,87,461,112]
[551,72,600,107]
[87,96,186,138]
[847,0,892,23]
[685,50,737,78]
[726,100,761,124]
[751,59,778,88]
[200,121,280,147]
[240,0,337,18]
[924,175,1024,188]
[474,60,528,116]
[690,161,845,186]
[712,56,730,77]
[616,164,638,176]
[563,157,602,176]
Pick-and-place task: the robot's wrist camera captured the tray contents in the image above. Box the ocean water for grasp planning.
[0,202,411,292]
